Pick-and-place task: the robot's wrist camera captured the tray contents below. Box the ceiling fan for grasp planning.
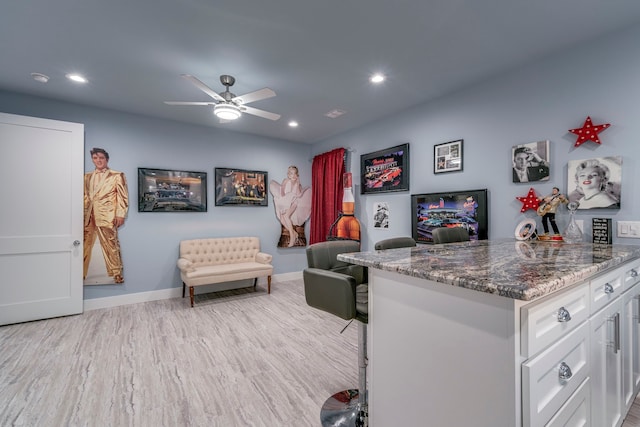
[164,74,281,121]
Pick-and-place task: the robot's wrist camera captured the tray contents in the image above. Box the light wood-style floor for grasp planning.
[1,278,640,427]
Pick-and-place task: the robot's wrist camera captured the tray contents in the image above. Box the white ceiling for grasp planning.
[3,0,640,144]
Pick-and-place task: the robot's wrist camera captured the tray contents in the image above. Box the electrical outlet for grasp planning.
[617,221,640,238]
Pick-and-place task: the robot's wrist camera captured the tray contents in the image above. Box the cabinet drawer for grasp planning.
[623,260,640,292]
[523,322,590,427]
[591,269,624,314]
[522,283,589,358]
[545,377,590,427]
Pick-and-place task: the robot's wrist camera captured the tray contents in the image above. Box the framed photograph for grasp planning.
[215,168,268,206]
[411,189,488,244]
[360,143,409,194]
[567,156,621,210]
[512,140,550,183]
[434,139,463,174]
[372,202,390,229]
[138,168,207,212]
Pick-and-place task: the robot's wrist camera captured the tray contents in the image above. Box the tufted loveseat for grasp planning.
[177,237,273,307]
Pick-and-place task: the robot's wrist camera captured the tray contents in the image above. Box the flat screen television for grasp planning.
[411,189,488,243]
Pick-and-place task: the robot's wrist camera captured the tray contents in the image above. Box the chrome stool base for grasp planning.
[320,389,368,427]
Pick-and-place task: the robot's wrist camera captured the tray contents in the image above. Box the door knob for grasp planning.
[73,240,81,246]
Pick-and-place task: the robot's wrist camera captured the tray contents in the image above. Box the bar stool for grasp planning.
[431,227,470,244]
[374,236,416,250]
[303,240,368,427]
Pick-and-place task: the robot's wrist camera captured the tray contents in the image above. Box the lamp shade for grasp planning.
[214,103,241,120]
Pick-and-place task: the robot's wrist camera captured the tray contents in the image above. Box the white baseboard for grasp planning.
[83,271,302,312]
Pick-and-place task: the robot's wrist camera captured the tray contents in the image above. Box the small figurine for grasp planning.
[536,187,568,241]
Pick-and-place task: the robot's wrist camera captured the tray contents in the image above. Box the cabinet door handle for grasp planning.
[558,362,573,380]
[604,283,614,294]
[636,295,640,324]
[631,269,638,278]
[614,312,621,354]
[557,306,572,322]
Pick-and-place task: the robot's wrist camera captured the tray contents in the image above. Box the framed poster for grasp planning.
[138,168,207,212]
[215,168,268,206]
[360,143,409,194]
[567,156,621,210]
[434,139,463,174]
[411,189,488,244]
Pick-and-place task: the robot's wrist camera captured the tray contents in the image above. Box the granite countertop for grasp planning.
[337,239,640,301]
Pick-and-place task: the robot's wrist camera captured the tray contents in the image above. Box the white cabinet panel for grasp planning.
[622,282,640,412]
[546,378,590,427]
[523,322,589,427]
[522,283,589,358]
[592,270,624,315]
[590,298,623,427]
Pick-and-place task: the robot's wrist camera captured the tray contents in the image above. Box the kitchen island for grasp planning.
[338,239,640,427]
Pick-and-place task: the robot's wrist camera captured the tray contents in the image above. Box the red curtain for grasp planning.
[310,148,345,244]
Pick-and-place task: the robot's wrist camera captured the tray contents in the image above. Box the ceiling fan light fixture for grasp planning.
[214,103,241,120]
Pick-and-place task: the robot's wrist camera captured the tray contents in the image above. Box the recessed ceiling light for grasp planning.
[31,73,50,83]
[324,109,346,119]
[370,73,386,84]
[288,121,299,128]
[66,73,88,83]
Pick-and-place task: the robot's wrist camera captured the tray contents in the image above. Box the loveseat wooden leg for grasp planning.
[182,282,186,298]
[268,276,271,294]
[253,277,257,289]
[189,286,194,307]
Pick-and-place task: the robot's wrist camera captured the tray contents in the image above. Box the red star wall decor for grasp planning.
[516,188,540,213]
[569,116,610,147]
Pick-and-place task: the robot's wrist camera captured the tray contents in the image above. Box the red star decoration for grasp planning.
[516,188,540,213]
[569,116,610,147]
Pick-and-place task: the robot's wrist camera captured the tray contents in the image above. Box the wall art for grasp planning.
[138,168,207,212]
[434,139,463,174]
[567,156,621,210]
[360,143,409,194]
[215,168,268,206]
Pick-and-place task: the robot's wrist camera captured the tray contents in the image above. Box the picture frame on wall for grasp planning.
[434,139,463,174]
[360,143,410,195]
[410,189,488,244]
[138,168,207,212]
[512,140,550,183]
[567,156,621,210]
[215,168,268,206]
[373,202,390,229]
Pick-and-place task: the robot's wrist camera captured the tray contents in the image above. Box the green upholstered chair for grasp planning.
[303,240,368,427]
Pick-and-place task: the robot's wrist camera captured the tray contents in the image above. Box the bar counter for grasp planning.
[337,239,640,301]
[337,239,640,426]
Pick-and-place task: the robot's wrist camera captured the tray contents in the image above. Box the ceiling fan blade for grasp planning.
[241,105,281,121]
[181,74,225,102]
[232,88,276,105]
[164,101,216,106]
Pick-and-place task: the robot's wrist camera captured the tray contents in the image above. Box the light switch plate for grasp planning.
[617,221,640,238]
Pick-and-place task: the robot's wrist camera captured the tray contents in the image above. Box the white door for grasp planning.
[0,112,84,325]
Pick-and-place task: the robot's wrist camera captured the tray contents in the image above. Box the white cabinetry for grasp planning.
[521,260,640,427]
[367,258,640,427]
[622,283,640,412]
[590,297,623,427]
[622,261,640,413]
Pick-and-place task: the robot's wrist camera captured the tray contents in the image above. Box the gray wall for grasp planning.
[313,23,640,250]
[2,23,640,300]
[0,92,312,300]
